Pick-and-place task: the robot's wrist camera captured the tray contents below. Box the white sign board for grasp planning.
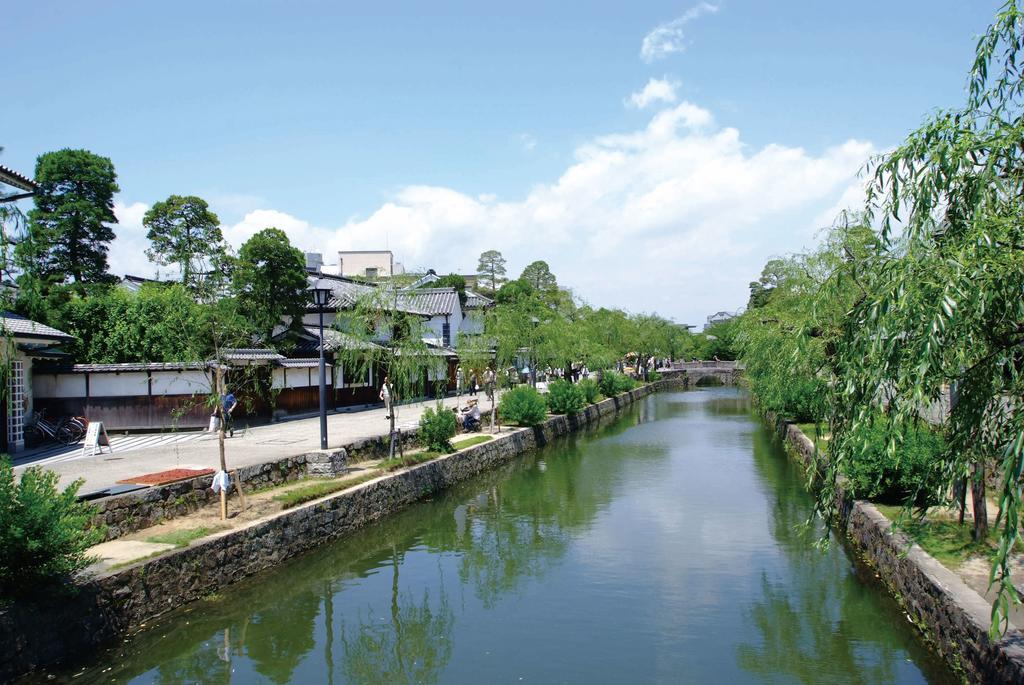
[82,421,112,458]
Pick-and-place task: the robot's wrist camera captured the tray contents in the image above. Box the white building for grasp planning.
[1,313,76,453]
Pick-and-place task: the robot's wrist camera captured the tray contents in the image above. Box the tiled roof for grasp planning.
[306,276,377,311]
[65,362,208,373]
[464,289,493,309]
[299,326,382,352]
[279,358,321,368]
[0,164,36,192]
[1,313,74,341]
[220,348,285,362]
[396,288,458,316]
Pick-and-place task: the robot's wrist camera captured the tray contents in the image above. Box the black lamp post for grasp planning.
[311,279,333,449]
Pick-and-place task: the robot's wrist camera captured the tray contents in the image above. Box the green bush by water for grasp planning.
[598,371,637,397]
[841,419,946,506]
[546,379,585,415]
[499,386,548,426]
[419,402,457,453]
[0,457,104,598]
[578,378,600,404]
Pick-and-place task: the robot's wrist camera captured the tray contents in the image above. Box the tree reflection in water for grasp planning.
[338,549,454,685]
[736,426,955,684]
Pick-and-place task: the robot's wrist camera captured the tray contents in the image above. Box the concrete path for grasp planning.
[13,391,503,493]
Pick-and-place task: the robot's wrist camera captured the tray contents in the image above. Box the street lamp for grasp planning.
[311,279,333,449]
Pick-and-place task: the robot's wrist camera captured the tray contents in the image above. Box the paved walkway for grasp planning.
[13,391,503,494]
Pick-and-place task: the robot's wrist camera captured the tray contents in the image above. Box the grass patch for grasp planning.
[272,475,377,509]
[453,435,493,449]
[145,526,223,548]
[380,450,441,472]
[795,421,829,452]
[876,504,998,567]
[109,549,169,570]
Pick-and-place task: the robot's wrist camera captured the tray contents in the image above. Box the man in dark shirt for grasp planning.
[222,390,237,438]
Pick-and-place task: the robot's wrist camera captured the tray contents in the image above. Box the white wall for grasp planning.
[35,369,211,398]
[151,370,210,396]
[34,373,87,398]
[90,372,149,397]
[338,251,394,278]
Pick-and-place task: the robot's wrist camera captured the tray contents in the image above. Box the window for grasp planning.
[442,322,451,347]
[8,360,25,450]
[365,267,378,278]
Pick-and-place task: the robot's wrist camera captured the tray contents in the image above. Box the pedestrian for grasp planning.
[456,366,464,397]
[380,375,393,419]
[483,366,496,402]
[470,370,479,396]
[221,388,237,438]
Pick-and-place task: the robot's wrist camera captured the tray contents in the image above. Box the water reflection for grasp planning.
[338,553,453,685]
[32,391,952,684]
[737,425,956,684]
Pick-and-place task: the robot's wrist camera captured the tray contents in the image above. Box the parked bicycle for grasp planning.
[28,409,88,446]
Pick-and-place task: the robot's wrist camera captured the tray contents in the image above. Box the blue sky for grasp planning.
[3,1,1002,324]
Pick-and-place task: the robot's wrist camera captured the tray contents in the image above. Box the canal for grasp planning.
[51,389,955,683]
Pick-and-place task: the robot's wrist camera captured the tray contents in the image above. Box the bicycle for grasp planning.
[29,409,84,446]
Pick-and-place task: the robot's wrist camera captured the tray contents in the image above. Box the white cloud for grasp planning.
[110,99,873,323]
[626,78,680,109]
[109,201,153,278]
[641,3,718,63]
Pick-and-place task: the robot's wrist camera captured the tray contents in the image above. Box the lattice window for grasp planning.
[8,360,25,449]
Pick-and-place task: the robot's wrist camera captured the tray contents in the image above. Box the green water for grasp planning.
[52,389,955,684]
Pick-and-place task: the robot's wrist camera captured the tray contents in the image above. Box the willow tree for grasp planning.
[333,280,439,457]
[829,2,1024,634]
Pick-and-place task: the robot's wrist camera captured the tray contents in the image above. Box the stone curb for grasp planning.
[774,414,1024,684]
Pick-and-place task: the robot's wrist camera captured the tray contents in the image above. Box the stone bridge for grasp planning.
[660,361,744,387]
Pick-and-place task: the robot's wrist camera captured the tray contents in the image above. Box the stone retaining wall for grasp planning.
[2,381,672,681]
[774,415,1024,684]
[90,427,434,541]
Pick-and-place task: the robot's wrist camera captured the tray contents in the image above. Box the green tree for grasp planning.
[231,228,308,343]
[143,195,225,288]
[17,149,119,303]
[827,3,1024,633]
[475,249,507,295]
[494,278,534,304]
[747,258,789,310]
[335,276,443,456]
[0,457,103,598]
[519,260,557,299]
[427,273,467,307]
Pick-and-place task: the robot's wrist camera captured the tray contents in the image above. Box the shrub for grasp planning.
[598,371,637,397]
[648,371,662,382]
[498,385,548,426]
[578,378,600,404]
[841,420,946,505]
[0,458,104,598]
[546,379,586,415]
[418,402,457,453]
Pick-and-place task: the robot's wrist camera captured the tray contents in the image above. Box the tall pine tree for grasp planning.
[16,149,118,316]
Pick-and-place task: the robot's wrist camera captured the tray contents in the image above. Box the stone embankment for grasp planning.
[775,416,1024,685]
[1,379,679,682]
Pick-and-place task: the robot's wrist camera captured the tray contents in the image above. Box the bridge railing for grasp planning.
[669,361,743,371]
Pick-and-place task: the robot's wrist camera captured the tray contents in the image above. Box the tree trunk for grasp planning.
[216,365,228,520]
[389,403,396,459]
[953,476,967,526]
[971,461,988,541]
